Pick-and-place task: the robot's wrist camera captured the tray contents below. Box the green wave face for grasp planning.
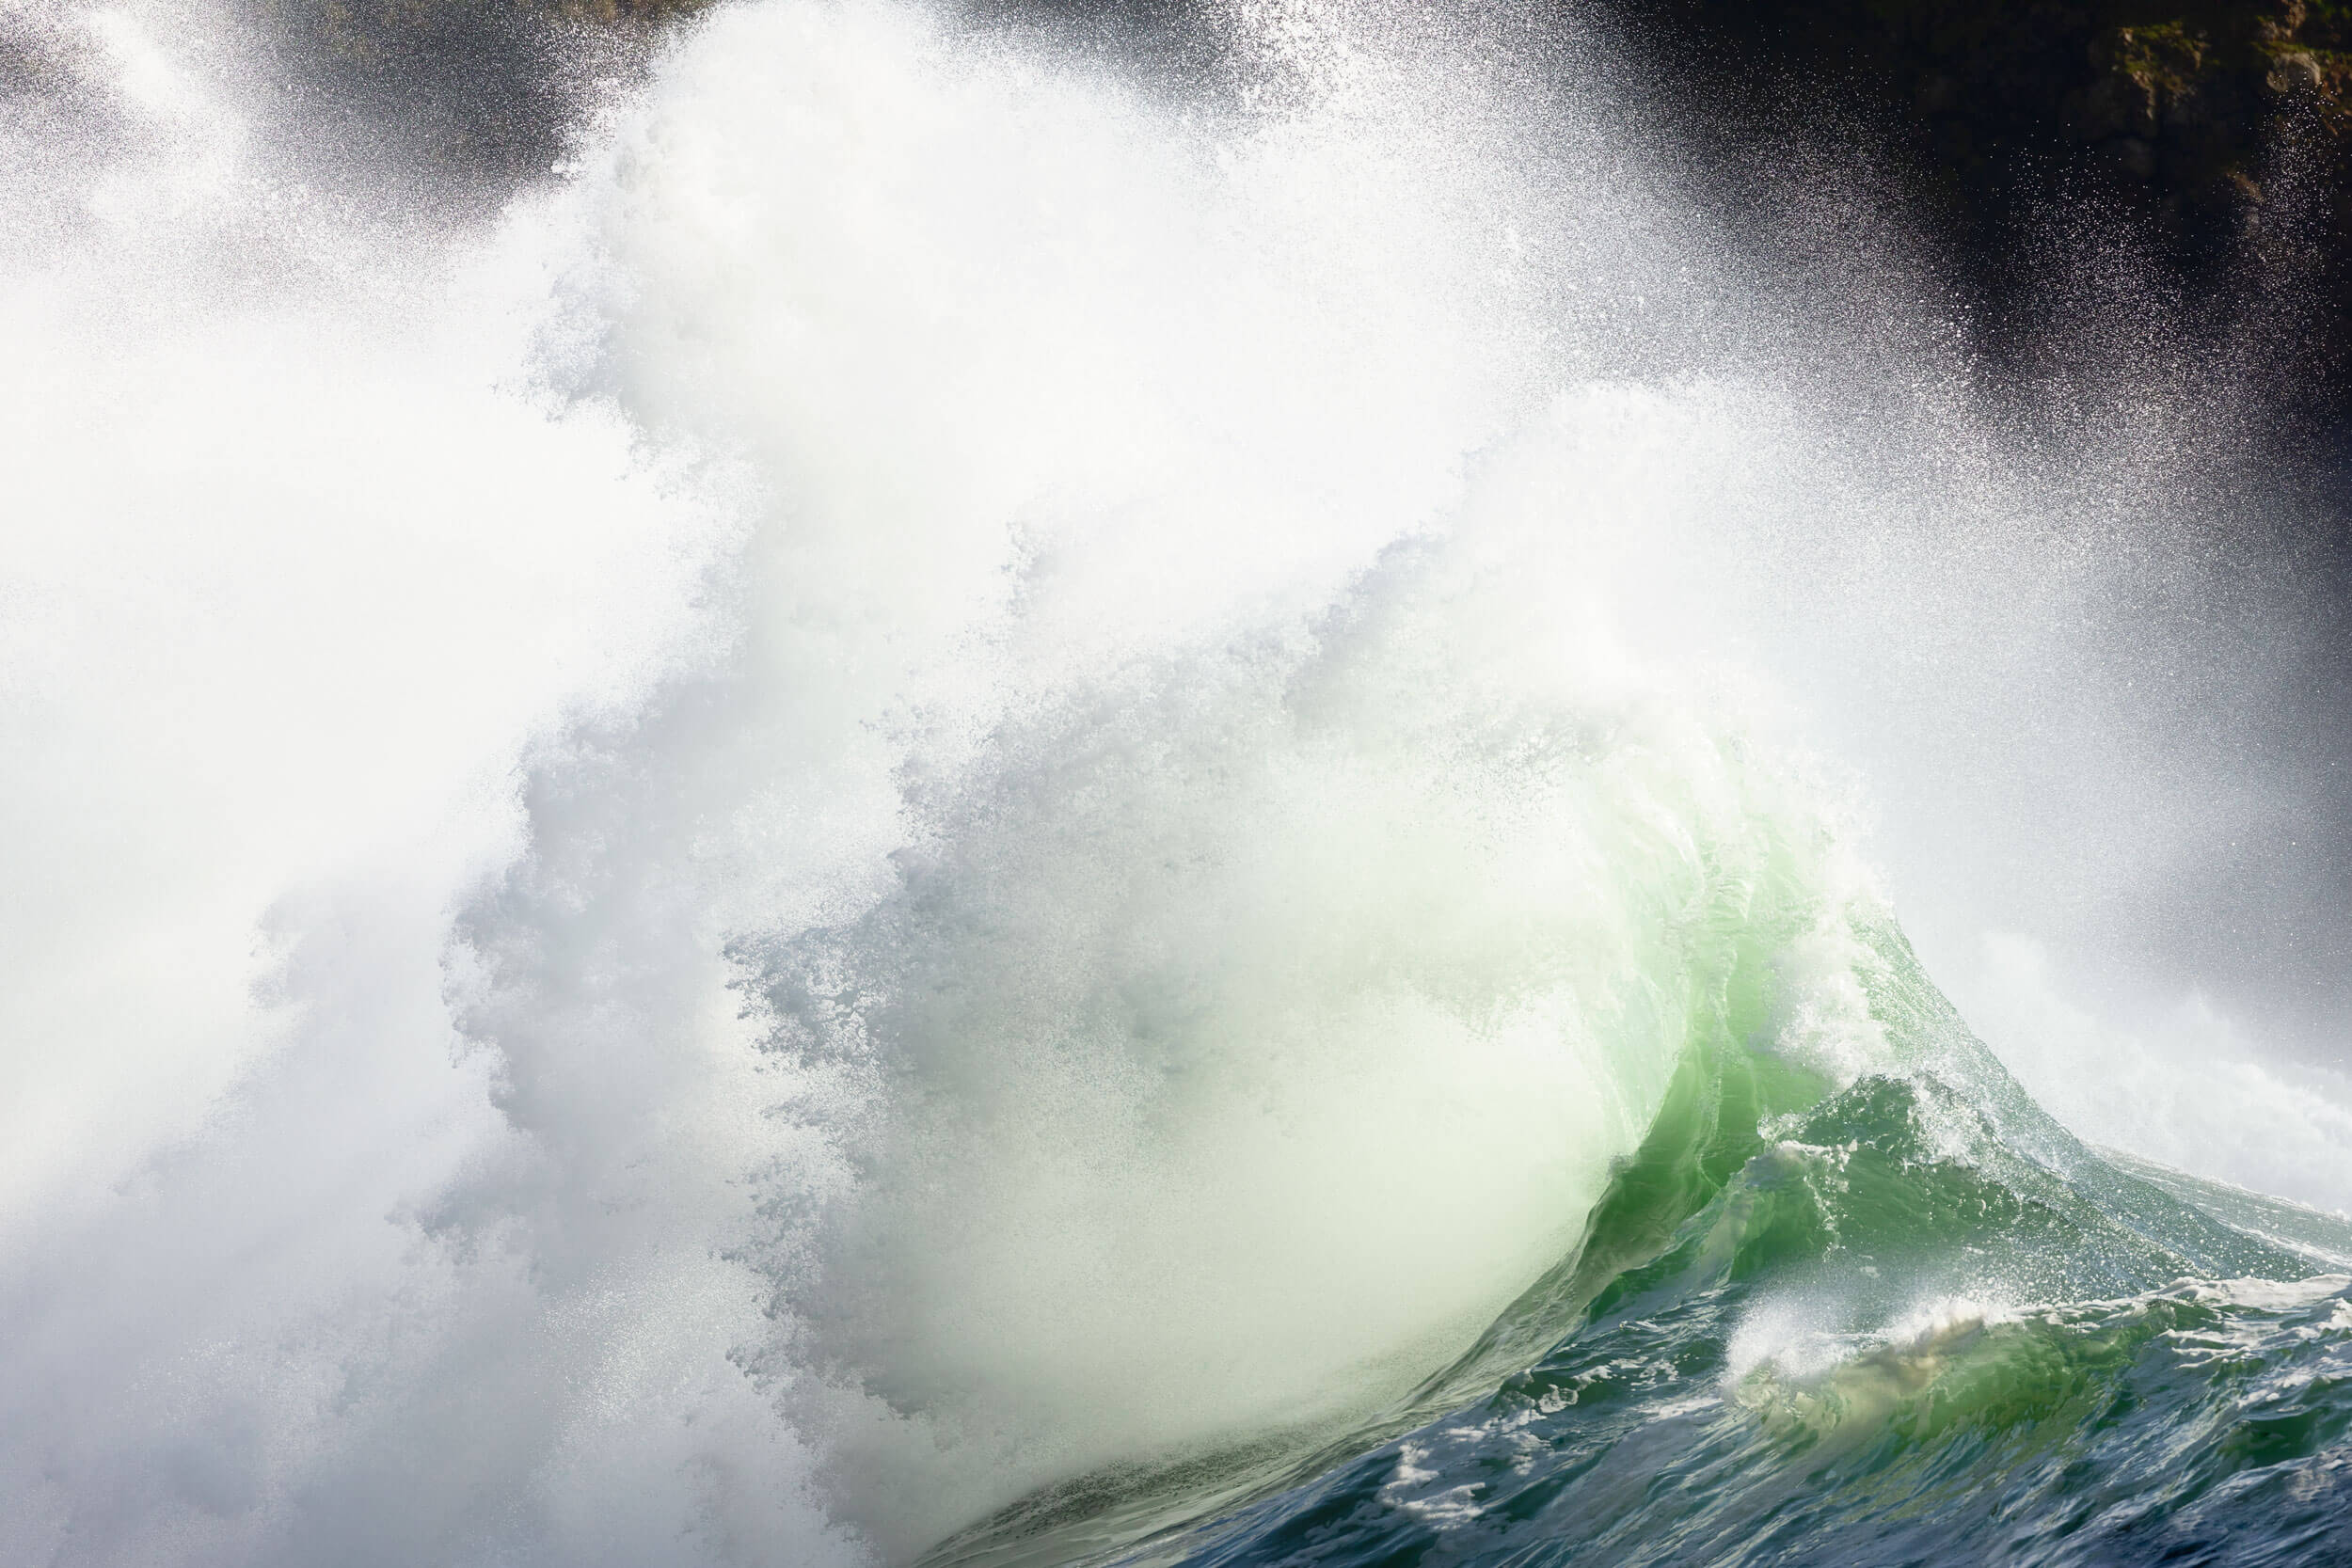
[930,925,2352,1568]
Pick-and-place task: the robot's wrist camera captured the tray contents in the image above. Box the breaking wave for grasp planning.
[4,1,2349,1564]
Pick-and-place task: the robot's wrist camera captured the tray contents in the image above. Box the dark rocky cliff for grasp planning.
[1609,0,2352,415]
[246,0,2352,432]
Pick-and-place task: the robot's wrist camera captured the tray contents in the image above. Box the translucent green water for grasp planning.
[928,924,2352,1568]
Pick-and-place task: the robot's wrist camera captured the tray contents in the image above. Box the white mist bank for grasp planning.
[5,0,2351,1562]
[2,4,803,1561]
[0,8,730,1220]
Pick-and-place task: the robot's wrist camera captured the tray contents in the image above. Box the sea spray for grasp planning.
[8,0,2352,1564]
[708,517,1903,1549]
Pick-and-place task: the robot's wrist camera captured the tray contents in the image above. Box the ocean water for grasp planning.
[4,1,2350,1564]
[930,934,2352,1567]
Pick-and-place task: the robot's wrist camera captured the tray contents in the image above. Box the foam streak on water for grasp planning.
[4,2,2350,1564]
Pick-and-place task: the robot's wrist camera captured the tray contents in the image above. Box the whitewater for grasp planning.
[6,0,2352,1563]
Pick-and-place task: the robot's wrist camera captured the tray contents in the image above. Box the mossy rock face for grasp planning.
[1661,0,2349,225]
[1614,0,2352,403]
